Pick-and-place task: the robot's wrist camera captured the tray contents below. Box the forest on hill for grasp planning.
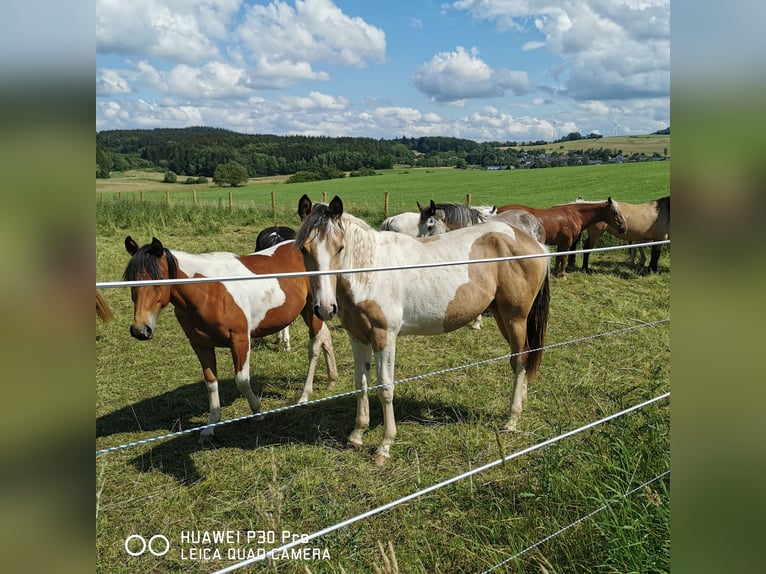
[96,126,668,181]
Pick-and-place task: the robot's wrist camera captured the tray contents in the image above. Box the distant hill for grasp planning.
[520,134,670,156]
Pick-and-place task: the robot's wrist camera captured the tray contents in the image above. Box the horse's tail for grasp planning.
[525,270,550,380]
[96,290,114,324]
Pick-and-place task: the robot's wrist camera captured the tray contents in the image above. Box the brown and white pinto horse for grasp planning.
[496,198,627,278]
[123,236,338,440]
[578,196,670,274]
[295,196,551,464]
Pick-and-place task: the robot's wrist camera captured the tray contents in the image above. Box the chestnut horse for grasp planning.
[295,196,550,464]
[578,196,670,274]
[123,236,337,440]
[254,225,298,351]
[496,198,627,278]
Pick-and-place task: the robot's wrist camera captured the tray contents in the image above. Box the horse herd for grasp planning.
[106,193,669,464]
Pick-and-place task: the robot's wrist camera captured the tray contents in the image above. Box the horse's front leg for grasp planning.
[373,333,397,465]
[347,336,372,450]
[190,342,220,442]
[231,337,262,419]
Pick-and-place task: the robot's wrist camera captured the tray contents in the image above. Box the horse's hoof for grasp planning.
[198,432,214,445]
[372,451,390,466]
[347,439,364,451]
[503,420,518,432]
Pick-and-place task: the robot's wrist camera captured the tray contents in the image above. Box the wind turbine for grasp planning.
[612,121,622,136]
[552,118,559,141]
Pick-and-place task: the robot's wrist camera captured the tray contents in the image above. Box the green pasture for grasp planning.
[96,162,670,573]
[96,161,669,221]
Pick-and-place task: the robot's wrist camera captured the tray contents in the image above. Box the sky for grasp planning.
[96,0,670,142]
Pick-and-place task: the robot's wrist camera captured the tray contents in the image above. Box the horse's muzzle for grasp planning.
[313,303,337,321]
[130,324,153,340]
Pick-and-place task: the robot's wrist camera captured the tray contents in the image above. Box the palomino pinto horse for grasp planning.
[295,196,551,464]
[416,200,546,330]
[578,196,670,274]
[123,236,338,440]
[497,198,628,278]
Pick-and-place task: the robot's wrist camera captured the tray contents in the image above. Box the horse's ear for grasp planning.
[430,199,436,210]
[329,196,344,219]
[150,237,164,256]
[416,201,423,211]
[297,194,312,220]
[607,196,614,205]
[125,236,139,255]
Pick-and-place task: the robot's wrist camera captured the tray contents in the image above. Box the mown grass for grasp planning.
[96,163,669,573]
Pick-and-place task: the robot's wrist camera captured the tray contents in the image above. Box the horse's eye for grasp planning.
[337,245,344,254]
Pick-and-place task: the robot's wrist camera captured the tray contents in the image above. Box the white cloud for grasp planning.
[96,0,240,63]
[281,91,349,111]
[414,46,533,102]
[96,69,131,97]
[236,0,386,75]
[449,0,669,101]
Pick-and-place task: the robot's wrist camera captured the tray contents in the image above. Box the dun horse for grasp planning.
[295,196,550,464]
[497,198,627,278]
[576,196,670,274]
[123,236,338,440]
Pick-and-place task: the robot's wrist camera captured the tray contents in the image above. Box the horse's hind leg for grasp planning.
[647,244,661,273]
[190,342,220,441]
[276,326,290,352]
[231,339,262,419]
[489,305,529,431]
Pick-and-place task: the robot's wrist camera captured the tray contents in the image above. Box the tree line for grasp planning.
[96,126,667,184]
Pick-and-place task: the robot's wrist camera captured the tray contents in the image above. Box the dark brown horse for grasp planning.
[497,198,628,278]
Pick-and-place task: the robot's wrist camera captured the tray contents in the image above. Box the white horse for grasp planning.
[295,196,550,464]
[380,204,497,237]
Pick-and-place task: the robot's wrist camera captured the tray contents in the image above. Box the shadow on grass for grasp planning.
[116,392,475,484]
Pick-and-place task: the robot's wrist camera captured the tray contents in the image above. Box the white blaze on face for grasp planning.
[313,239,338,318]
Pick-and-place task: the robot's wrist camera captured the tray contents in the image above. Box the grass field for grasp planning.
[96,162,669,573]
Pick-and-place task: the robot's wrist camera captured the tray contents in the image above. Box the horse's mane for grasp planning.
[123,245,178,281]
[434,202,487,226]
[295,203,377,274]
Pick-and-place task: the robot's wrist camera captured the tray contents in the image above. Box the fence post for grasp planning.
[228,191,233,212]
[384,192,389,217]
[118,192,122,201]
[193,189,197,205]
[165,190,170,206]
[140,191,144,202]
[99,192,103,204]
[466,193,471,205]
[322,191,327,203]
[271,190,276,217]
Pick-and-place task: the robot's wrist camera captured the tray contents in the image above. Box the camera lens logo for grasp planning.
[125,534,170,556]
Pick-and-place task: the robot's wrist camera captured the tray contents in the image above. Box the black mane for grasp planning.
[123,245,178,281]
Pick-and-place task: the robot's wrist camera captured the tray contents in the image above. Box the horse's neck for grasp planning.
[578,202,614,226]
[343,215,377,268]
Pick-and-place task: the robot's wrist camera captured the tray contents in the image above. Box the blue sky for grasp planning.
[96,0,670,142]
